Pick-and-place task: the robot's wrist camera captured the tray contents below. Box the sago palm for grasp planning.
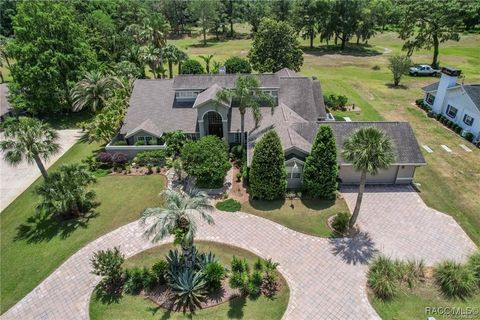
[141,189,214,267]
[0,117,59,179]
[342,127,394,229]
[216,75,275,146]
[71,71,117,112]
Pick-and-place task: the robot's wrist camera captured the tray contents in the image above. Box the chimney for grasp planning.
[432,67,461,113]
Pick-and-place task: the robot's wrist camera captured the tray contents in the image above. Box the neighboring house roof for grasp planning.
[421,82,440,92]
[463,85,480,112]
[275,68,299,78]
[193,84,228,109]
[0,84,12,117]
[121,69,327,137]
[291,122,426,165]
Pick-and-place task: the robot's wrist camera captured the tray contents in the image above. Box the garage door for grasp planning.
[339,165,398,185]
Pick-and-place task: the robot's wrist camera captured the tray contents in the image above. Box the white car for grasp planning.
[409,65,440,76]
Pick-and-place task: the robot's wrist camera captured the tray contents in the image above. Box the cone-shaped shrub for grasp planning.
[249,129,287,200]
[302,125,338,198]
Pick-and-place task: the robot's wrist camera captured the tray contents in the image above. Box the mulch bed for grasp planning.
[145,279,241,311]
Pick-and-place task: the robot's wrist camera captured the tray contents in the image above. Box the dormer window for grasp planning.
[175,90,199,100]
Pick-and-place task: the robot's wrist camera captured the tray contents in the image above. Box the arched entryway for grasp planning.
[203,111,223,138]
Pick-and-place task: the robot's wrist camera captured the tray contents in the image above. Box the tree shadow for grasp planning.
[385,83,408,90]
[248,198,285,211]
[328,230,378,265]
[227,295,247,319]
[300,198,336,211]
[14,210,98,243]
[301,44,383,57]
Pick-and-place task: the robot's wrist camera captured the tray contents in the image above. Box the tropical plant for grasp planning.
[152,260,169,284]
[90,247,124,296]
[134,150,167,166]
[176,50,189,75]
[203,261,225,292]
[367,255,399,300]
[249,129,287,200]
[113,61,142,79]
[302,125,338,198]
[331,212,351,234]
[140,45,163,78]
[0,117,60,179]
[36,164,97,219]
[468,251,480,284]
[224,56,252,74]
[435,260,477,298]
[71,71,118,112]
[180,59,204,74]
[141,189,214,268]
[341,127,394,228]
[162,44,182,78]
[164,130,188,157]
[216,75,274,146]
[170,268,207,311]
[181,135,231,188]
[388,54,412,86]
[199,54,214,74]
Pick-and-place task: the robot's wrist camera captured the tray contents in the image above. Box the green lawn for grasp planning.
[369,280,480,319]
[90,241,289,320]
[0,142,166,314]
[241,198,349,237]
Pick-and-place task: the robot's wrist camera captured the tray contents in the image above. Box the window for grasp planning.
[463,114,474,126]
[446,105,458,119]
[425,93,435,105]
[287,163,303,179]
[175,91,199,100]
[137,136,153,144]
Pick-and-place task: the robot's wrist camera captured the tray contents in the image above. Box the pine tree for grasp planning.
[302,125,338,199]
[249,129,287,200]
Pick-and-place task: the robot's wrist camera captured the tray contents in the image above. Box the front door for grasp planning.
[206,111,223,138]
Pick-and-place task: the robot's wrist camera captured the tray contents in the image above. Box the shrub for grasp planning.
[367,256,399,300]
[249,129,287,200]
[464,132,474,142]
[164,130,188,157]
[254,258,264,271]
[170,269,207,311]
[204,261,225,292]
[229,144,245,163]
[387,54,412,86]
[302,126,338,198]
[215,199,241,212]
[434,260,477,299]
[135,140,145,146]
[236,172,242,182]
[249,271,263,297]
[114,140,127,146]
[96,152,112,164]
[124,267,145,295]
[468,251,480,284]
[331,212,351,234]
[181,59,204,74]
[152,260,169,284]
[224,56,252,74]
[134,150,166,166]
[90,247,124,296]
[112,152,128,167]
[229,270,249,292]
[455,126,462,134]
[324,93,348,110]
[436,113,442,121]
[415,99,424,106]
[231,256,249,273]
[181,135,230,188]
[395,259,425,289]
[141,267,157,292]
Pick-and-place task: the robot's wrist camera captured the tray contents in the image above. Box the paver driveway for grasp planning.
[0,130,82,212]
[342,185,477,265]
[2,186,476,320]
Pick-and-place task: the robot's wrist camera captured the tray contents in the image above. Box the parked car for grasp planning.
[409,65,440,77]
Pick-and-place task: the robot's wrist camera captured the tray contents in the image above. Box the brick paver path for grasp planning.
[2,186,476,320]
[342,185,477,265]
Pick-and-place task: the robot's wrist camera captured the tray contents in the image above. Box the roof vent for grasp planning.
[219,66,226,74]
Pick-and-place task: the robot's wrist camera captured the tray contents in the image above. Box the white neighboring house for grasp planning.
[422,67,480,142]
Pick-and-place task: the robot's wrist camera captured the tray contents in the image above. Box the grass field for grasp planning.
[168,29,480,245]
[90,241,289,320]
[241,198,349,237]
[0,142,166,314]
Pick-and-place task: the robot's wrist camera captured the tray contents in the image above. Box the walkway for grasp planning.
[0,130,81,212]
[2,186,477,320]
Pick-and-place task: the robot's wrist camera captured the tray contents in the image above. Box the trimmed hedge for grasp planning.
[224,56,252,74]
[215,199,241,212]
[134,150,166,166]
[180,59,204,74]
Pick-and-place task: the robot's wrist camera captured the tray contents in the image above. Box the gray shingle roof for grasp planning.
[463,85,480,111]
[125,119,162,138]
[193,84,228,108]
[422,82,440,92]
[291,122,426,165]
[173,74,280,89]
[275,68,299,78]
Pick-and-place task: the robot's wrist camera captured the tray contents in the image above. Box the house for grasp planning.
[110,69,426,187]
[422,67,480,141]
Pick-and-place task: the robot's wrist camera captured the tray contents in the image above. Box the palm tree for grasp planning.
[71,71,117,112]
[0,117,60,179]
[199,54,214,74]
[140,45,163,79]
[163,44,179,79]
[140,14,170,50]
[141,189,214,268]
[342,127,395,229]
[216,75,275,146]
[176,50,189,75]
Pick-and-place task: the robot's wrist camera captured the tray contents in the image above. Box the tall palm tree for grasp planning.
[141,189,214,268]
[163,44,180,79]
[0,117,60,179]
[140,14,170,50]
[140,45,163,79]
[176,50,189,75]
[71,71,117,112]
[342,127,395,229]
[216,75,275,146]
[199,54,214,74]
